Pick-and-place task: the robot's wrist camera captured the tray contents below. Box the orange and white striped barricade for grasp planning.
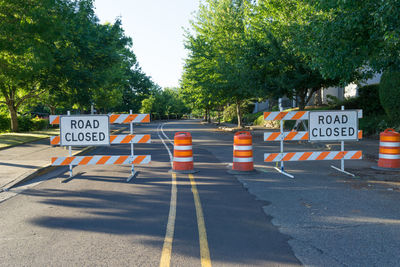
[49,113,150,125]
[229,131,254,174]
[172,132,197,173]
[51,155,151,166]
[49,111,151,182]
[264,151,362,162]
[264,130,363,142]
[50,134,151,146]
[263,101,363,178]
[377,129,400,169]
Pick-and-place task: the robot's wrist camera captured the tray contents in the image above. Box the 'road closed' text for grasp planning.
[309,111,358,141]
[60,115,110,146]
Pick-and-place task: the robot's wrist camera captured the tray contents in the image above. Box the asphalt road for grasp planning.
[1,119,400,266]
[0,120,301,266]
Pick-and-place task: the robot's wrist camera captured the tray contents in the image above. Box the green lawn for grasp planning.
[0,128,59,149]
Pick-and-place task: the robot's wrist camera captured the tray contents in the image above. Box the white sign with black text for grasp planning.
[309,110,358,141]
[60,115,110,146]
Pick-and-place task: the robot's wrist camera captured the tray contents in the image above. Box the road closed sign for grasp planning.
[60,115,110,146]
[309,110,358,141]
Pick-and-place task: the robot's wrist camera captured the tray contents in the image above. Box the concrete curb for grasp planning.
[3,127,127,190]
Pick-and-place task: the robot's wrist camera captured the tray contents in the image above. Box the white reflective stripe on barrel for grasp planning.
[234,145,252,151]
[174,145,193,150]
[233,157,253,162]
[173,157,193,162]
[379,154,400,159]
[380,142,400,148]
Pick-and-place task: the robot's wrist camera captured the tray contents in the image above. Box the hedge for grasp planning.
[0,115,49,133]
[330,84,384,116]
[379,71,400,123]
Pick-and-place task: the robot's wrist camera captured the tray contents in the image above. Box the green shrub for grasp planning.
[253,113,280,128]
[359,115,393,136]
[222,104,237,123]
[17,116,33,132]
[330,96,361,110]
[379,71,400,123]
[223,101,256,124]
[0,116,49,132]
[357,84,384,116]
[329,84,384,117]
[253,114,265,126]
[243,112,263,125]
[31,117,49,131]
[0,114,10,132]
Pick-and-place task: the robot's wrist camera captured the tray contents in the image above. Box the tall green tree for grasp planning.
[248,0,338,109]
[295,0,400,81]
[183,0,255,127]
[0,0,65,131]
[0,0,154,130]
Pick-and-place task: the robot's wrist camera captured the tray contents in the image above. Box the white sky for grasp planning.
[94,0,200,89]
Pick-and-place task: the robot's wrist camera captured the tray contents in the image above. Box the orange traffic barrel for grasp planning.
[173,132,196,173]
[378,128,400,169]
[232,131,254,171]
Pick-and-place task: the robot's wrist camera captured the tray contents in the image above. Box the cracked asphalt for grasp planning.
[1,119,399,266]
[195,121,400,266]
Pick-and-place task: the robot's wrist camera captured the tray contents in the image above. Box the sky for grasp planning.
[94,0,200,89]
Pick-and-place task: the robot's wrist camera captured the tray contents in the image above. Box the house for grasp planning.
[252,73,382,113]
[322,73,382,103]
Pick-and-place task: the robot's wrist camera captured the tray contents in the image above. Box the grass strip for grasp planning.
[0,129,59,149]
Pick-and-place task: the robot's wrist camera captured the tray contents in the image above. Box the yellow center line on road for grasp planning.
[189,173,212,267]
[159,172,177,267]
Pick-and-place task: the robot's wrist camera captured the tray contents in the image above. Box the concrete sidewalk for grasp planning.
[0,137,91,190]
[0,126,126,191]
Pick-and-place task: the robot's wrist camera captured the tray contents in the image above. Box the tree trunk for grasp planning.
[298,87,320,110]
[314,89,322,106]
[49,106,56,115]
[236,99,242,128]
[204,108,208,121]
[8,103,19,132]
[297,89,308,110]
[207,109,211,123]
[298,96,306,110]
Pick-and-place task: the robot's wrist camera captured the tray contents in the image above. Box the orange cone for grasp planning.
[232,131,254,172]
[378,128,400,169]
[173,132,197,173]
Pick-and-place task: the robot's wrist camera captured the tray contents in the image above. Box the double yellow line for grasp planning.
[159,173,211,267]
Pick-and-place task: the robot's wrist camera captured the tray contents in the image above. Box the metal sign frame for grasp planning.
[263,102,362,178]
[50,111,151,181]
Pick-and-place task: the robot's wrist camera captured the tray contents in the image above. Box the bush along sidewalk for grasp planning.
[0,115,50,133]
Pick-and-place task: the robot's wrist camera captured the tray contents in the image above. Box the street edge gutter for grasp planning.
[2,127,128,191]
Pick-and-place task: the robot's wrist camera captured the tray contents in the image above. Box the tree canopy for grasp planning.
[0,0,154,131]
[181,0,399,126]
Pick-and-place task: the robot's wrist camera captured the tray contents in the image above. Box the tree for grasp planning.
[247,0,338,109]
[295,0,400,82]
[140,87,190,119]
[183,0,256,127]
[0,0,154,128]
[379,71,400,123]
[53,5,153,113]
[0,0,65,131]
